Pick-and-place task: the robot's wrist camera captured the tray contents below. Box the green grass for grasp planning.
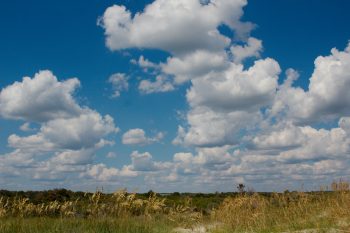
[0,217,174,233]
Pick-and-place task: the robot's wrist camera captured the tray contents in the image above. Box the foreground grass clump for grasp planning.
[212,181,350,232]
[1,181,350,233]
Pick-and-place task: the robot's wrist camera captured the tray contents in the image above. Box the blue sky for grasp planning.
[1,0,350,192]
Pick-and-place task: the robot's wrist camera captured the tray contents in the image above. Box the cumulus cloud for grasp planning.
[0,70,120,185]
[251,122,306,150]
[130,151,157,171]
[83,163,137,181]
[271,42,350,123]
[175,58,280,147]
[122,128,164,145]
[99,0,253,56]
[168,121,350,191]
[161,50,229,84]
[142,19,350,190]
[99,0,260,95]
[174,107,262,147]
[276,123,350,163]
[108,73,129,98]
[0,70,81,122]
[187,58,280,111]
[50,148,96,166]
[9,110,118,151]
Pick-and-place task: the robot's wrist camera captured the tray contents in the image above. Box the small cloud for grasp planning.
[20,122,35,132]
[138,75,174,94]
[138,56,160,70]
[108,73,129,98]
[106,152,117,158]
[122,128,164,146]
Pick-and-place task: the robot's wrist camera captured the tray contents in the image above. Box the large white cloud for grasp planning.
[251,121,306,150]
[99,0,253,56]
[271,42,350,123]
[9,110,118,151]
[165,35,350,190]
[0,70,120,186]
[276,123,350,163]
[174,108,262,147]
[0,70,82,122]
[187,58,280,111]
[175,58,280,147]
[99,0,259,95]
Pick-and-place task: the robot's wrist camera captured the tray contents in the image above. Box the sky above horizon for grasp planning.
[1,0,350,193]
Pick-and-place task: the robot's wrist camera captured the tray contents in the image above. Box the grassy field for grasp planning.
[1,181,350,233]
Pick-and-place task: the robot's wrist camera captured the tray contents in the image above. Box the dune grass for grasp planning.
[211,190,350,232]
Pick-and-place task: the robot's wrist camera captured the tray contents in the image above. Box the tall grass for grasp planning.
[1,181,350,233]
[211,181,350,232]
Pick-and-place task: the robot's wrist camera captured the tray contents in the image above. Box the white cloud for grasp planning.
[165,37,350,191]
[231,37,263,63]
[174,107,262,147]
[50,148,96,166]
[175,58,280,147]
[9,110,118,151]
[187,58,280,111]
[108,73,129,98]
[271,42,350,123]
[137,56,160,70]
[122,128,164,145]
[130,151,157,171]
[20,122,35,132]
[99,0,261,96]
[277,124,350,163]
[0,70,82,122]
[138,75,175,94]
[99,0,253,56]
[161,50,229,84]
[0,70,120,186]
[129,151,170,172]
[251,122,306,150]
[83,163,137,181]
